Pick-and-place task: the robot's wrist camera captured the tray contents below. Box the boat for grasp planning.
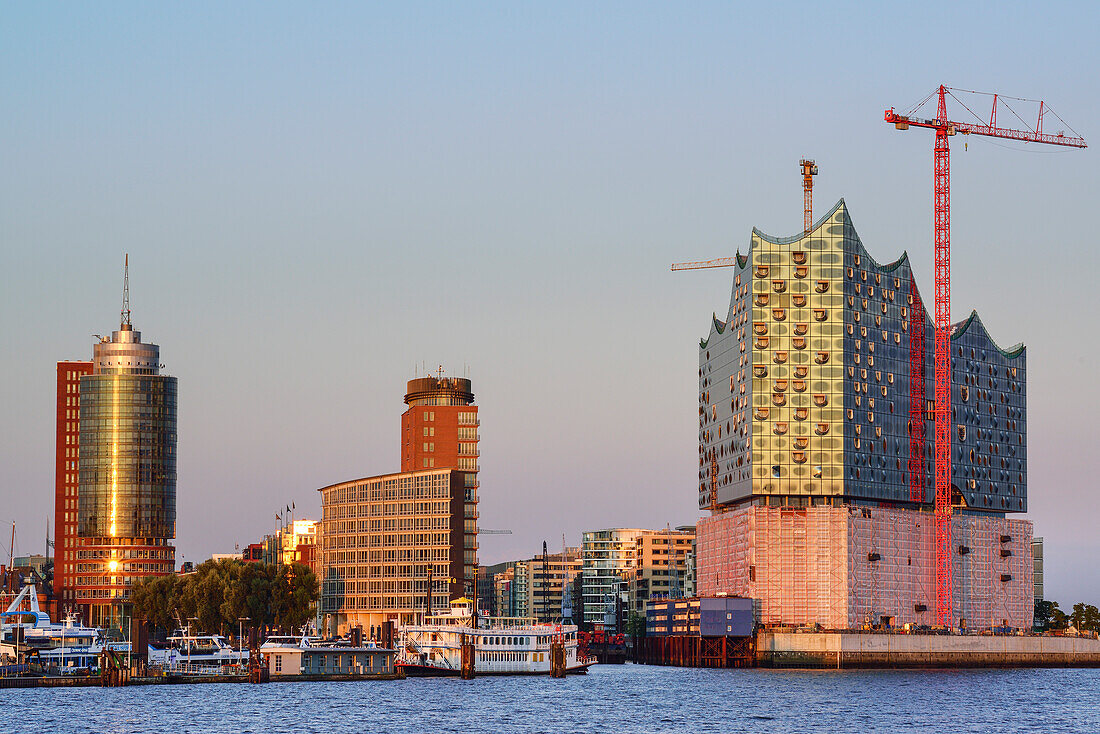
[259,630,396,677]
[148,624,249,674]
[396,598,593,676]
[0,584,107,673]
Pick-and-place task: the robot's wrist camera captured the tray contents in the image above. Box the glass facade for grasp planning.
[77,374,178,538]
[699,200,1026,514]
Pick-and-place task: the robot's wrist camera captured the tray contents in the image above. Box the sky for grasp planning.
[1,2,1097,605]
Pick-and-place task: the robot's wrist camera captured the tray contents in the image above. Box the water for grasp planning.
[9,664,1100,733]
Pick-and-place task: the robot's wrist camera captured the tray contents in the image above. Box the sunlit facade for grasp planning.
[75,318,177,628]
[318,469,471,635]
[695,200,1033,629]
[698,199,1026,512]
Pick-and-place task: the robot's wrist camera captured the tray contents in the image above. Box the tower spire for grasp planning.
[121,254,131,329]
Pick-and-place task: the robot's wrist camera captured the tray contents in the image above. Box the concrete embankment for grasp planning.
[757,632,1100,668]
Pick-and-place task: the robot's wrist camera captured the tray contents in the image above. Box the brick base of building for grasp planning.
[697,505,1033,630]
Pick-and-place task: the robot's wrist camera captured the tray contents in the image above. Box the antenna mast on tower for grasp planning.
[121,254,131,328]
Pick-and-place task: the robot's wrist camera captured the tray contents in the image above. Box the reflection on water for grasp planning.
[7,664,1099,733]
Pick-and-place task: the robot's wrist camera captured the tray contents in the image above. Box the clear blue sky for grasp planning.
[1,2,1097,605]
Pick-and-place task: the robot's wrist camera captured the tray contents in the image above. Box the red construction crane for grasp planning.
[671,161,821,271]
[885,85,1085,627]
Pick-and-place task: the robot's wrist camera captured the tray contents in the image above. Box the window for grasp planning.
[274,655,283,672]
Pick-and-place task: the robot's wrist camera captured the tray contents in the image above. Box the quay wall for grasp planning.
[758,632,1100,668]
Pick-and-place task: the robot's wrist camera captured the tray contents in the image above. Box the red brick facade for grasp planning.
[54,361,92,613]
[401,404,479,473]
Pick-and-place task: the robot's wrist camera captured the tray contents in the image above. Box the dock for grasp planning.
[757,631,1100,668]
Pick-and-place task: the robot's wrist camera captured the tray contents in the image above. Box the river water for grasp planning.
[10,664,1100,733]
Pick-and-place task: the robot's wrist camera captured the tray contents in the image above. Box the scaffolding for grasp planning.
[697,505,1034,630]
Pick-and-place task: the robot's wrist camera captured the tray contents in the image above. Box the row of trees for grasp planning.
[1034,600,1100,632]
[130,559,318,636]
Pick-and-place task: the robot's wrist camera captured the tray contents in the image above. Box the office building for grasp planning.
[317,372,479,634]
[526,547,582,623]
[625,528,695,616]
[581,529,647,625]
[318,469,471,634]
[73,263,178,628]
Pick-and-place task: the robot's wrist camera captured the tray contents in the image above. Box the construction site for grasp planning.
[653,86,1100,668]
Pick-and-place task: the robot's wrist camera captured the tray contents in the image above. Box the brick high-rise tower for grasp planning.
[401,373,479,584]
[401,374,478,474]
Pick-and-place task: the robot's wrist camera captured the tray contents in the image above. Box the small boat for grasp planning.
[396,598,593,677]
[148,625,248,673]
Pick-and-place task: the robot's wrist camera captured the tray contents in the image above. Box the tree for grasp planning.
[131,573,181,632]
[1034,600,1058,631]
[1071,603,1100,632]
[624,612,647,638]
[1052,604,1069,630]
[130,559,319,637]
[271,563,318,633]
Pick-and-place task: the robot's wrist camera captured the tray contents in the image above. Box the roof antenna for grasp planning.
[121,254,132,329]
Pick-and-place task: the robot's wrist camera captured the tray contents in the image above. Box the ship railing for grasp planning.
[157,661,248,677]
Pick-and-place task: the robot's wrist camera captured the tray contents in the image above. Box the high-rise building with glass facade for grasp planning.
[74,282,177,628]
[695,200,1032,629]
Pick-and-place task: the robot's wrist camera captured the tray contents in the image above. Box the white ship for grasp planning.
[0,585,106,672]
[396,598,592,676]
[148,626,249,673]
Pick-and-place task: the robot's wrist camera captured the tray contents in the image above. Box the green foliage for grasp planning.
[1071,603,1100,632]
[130,559,318,636]
[1034,600,1099,632]
[1034,599,1059,631]
[624,612,647,638]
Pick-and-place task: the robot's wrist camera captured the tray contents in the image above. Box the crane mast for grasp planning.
[800,159,818,234]
[885,84,1085,626]
[672,161,820,272]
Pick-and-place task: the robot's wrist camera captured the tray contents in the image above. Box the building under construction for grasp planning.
[695,199,1032,630]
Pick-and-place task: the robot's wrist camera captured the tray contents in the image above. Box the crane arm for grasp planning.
[670,257,739,271]
[885,109,1086,148]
